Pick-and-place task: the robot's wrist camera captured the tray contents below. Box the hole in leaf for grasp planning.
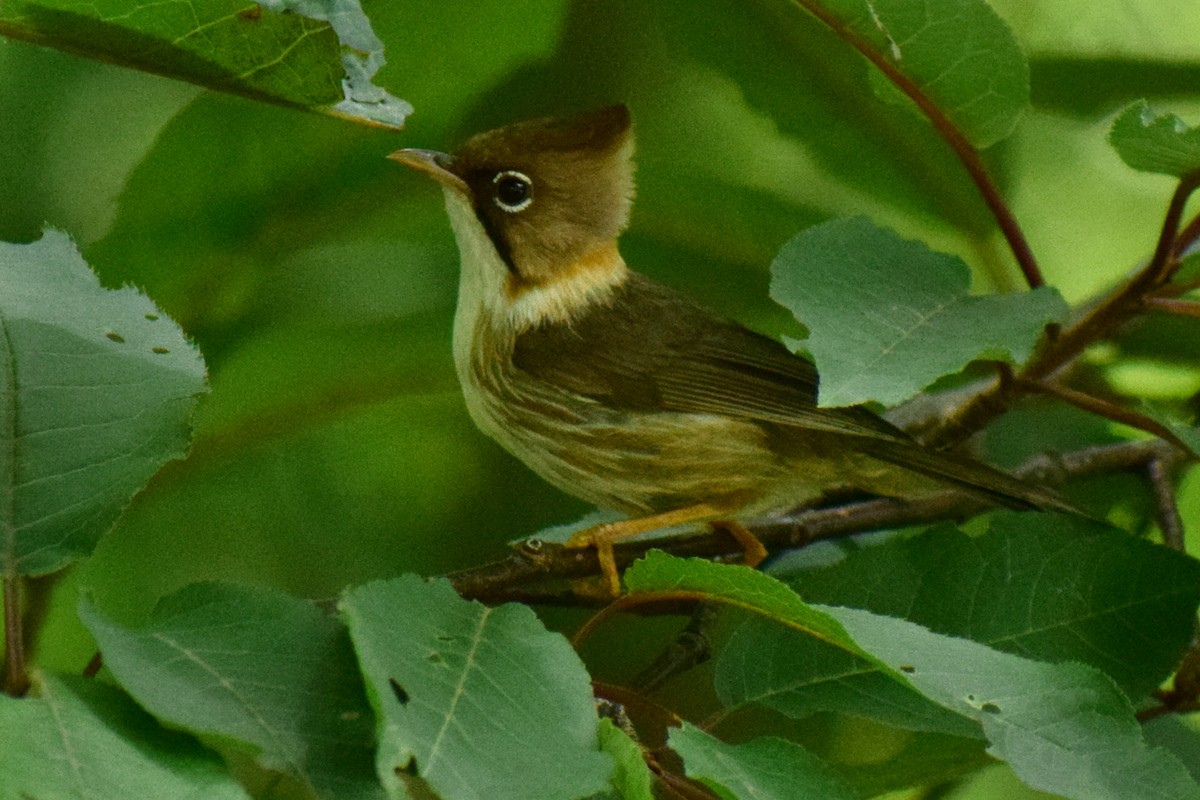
[105,331,125,343]
[151,346,170,354]
[389,678,409,705]
[426,650,444,664]
[144,313,159,321]
[981,702,1001,714]
[396,756,419,776]
[899,664,916,674]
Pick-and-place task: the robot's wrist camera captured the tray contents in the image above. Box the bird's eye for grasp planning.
[493,170,533,213]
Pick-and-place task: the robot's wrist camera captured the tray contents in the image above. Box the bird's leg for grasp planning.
[566,503,749,596]
[710,519,768,569]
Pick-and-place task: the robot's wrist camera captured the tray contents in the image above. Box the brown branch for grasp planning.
[1174,209,1200,257]
[785,0,1043,288]
[1016,378,1195,453]
[633,604,720,692]
[1147,456,1187,551]
[1146,297,1200,318]
[926,173,1200,449]
[448,439,1186,604]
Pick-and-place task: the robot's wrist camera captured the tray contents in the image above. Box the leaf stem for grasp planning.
[2,573,28,697]
[785,0,1044,288]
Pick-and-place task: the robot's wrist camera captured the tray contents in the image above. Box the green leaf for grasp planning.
[0,0,409,128]
[341,575,613,800]
[79,583,382,800]
[669,723,860,800]
[0,230,207,575]
[258,0,411,128]
[786,514,1200,698]
[1109,101,1200,177]
[827,606,1200,800]
[714,619,980,737]
[626,553,976,736]
[598,719,655,800]
[809,0,1030,147]
[629,552,1200,800]
[0,672,249,800]
[769,217,1068,407]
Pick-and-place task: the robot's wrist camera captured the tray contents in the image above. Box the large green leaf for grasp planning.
[626,553,1200,800]
[79,583,382,800]
[828,605,1200,800]
[0,673,249,800]
[784,514,1200,698]
[341,575,613,800]
[770,216,1067,406]
[626,553,975,737]
[670,723,860,800]
[0,0,409,127]
[0,230,206,575]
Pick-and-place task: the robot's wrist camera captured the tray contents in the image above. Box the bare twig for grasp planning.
[1147,456,1187,550]
[1016,378,1195,452]
[1145,297,1200,318]
[633,604,721,692]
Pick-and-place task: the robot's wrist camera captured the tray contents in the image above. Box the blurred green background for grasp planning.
[3,3,1199,795]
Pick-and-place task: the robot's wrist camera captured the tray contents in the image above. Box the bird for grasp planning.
[389,104,1071,594]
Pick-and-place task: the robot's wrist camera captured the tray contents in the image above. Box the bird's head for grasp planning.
[390,105,635,328]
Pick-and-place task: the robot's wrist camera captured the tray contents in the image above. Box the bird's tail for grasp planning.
[855,437,1081,516]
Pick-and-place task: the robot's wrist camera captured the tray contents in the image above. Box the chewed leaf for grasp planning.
[0,0,410,128]
[0,230,207,575]
[259,0,412,128]
[1110,101,1200,177]
[341,575,613,800]
[770,217,1067,407]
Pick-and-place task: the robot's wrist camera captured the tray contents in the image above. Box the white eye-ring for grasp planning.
[493,170,533,213]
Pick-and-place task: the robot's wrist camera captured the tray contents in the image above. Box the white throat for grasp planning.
[440,187,628,372]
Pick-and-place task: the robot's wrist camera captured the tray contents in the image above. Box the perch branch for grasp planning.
[448,439,1188,604]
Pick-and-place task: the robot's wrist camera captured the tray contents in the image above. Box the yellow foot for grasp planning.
[711,519,768,569]
[564,503,734,598]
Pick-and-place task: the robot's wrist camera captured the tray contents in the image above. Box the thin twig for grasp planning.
[633,604,721,692]
[1016,378,1195,452]
[1173,210,1200,258]
[1147,457,1186,550]
[1145,297,1200,318]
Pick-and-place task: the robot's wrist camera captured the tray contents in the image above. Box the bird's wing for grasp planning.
[511,272,1078,514]
[511,272,908,442]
